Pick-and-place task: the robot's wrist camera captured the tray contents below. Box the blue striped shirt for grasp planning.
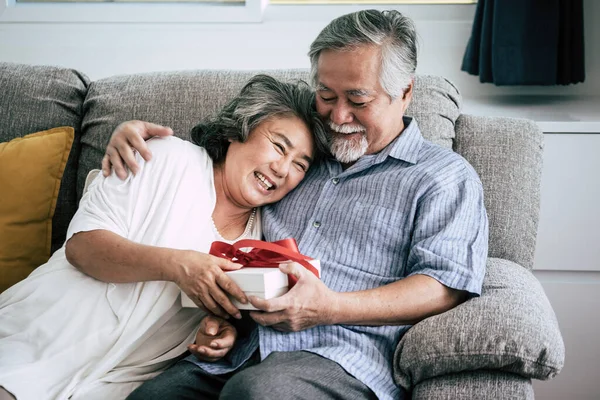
[188,118,488,399]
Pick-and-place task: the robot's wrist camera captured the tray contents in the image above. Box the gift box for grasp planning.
[181,239,321,311]
[225,260,321,310]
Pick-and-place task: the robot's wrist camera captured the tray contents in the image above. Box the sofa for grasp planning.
[0,62,564,399]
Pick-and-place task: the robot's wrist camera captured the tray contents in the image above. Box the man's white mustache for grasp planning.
[328,121,366,134]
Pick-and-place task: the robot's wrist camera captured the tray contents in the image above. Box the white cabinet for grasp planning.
[464,95,600,398]
[532,270,600,400]
[532,132,600,399]
[534,133,600,272]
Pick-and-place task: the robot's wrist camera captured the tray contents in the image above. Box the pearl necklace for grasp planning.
[245,207,257,233]
[212,207,257,242]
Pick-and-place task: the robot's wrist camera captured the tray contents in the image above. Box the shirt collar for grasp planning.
[375,117,424,165]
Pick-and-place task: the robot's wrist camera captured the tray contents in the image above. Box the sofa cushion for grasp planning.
[0,63,89,254]
[407,75,461,149]
[78,70,460,199]
[393,258,565,390]
[0,127,74,292]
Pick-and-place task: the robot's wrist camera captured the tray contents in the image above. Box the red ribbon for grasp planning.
[209,238,319,288]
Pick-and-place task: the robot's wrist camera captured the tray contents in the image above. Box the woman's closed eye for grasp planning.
[273,142,285,154]
[294,161,308,172]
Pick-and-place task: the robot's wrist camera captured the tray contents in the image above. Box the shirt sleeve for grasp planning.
[406,177,489,297]
[66,166,136,241]
[65,137,205,243]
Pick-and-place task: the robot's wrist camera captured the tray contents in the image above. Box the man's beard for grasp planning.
[328,121,368,164]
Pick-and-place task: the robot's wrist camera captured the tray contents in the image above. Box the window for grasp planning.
[272,0,475,3]
[1,0,475,22]
[1,0,265,22]
[16,0,243,2]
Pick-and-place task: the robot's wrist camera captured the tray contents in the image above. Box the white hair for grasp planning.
[308,10,418,100]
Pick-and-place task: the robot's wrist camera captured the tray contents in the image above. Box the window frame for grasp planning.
[271,0,475,3]
[0,0,268,22]
[0,0,475,22]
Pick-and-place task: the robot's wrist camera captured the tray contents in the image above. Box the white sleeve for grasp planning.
[66,169,134,241]
[65,137,210,242]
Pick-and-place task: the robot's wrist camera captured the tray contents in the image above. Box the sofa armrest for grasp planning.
[412,370,534,400]
[393,258,564,390]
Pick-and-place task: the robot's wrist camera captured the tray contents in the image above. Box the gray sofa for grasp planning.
[0,62,564,399]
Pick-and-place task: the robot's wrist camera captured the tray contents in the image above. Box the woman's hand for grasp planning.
[188,315,237,362]
[174,250,247,319]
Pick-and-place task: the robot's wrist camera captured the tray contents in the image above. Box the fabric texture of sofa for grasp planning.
[0,62,565,399]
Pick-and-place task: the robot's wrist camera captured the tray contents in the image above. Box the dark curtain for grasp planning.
[461,0,585,85]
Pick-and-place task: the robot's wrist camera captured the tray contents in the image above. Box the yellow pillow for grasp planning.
[0,127,74,292]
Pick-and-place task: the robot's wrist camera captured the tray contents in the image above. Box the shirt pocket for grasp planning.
[345,201,407,277]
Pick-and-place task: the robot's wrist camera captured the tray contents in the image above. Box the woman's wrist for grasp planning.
[162,248,188,285]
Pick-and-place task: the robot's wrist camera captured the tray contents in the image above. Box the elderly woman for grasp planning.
[0,75,329,400]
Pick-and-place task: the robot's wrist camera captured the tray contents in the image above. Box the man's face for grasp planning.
[315,45,413,164]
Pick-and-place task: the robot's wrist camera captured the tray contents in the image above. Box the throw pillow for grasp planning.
[0,127,74,292]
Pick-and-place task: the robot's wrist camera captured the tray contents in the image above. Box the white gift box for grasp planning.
[181,260,320,310]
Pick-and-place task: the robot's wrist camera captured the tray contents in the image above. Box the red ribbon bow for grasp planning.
[209,238,319,288]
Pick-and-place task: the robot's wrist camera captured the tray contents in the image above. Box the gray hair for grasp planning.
[191,74,330,163]
[308,9,418,100]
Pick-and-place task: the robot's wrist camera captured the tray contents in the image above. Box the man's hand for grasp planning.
[102,120,173,179]
[188,315,237,362]
[249,262,339,332]
[175,251,248,320]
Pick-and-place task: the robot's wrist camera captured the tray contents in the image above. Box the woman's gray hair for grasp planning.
[308,9,418,100]
[191,74,330,163]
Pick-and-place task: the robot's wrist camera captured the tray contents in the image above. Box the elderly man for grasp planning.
[107,10,488,400]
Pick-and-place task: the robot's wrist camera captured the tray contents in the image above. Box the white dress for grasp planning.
[0,137,261,400]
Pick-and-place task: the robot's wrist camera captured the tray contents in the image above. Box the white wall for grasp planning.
[0,2,598,98]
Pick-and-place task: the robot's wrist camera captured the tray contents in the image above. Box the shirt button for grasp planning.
[313,221,321,228]
[332,178,340,185]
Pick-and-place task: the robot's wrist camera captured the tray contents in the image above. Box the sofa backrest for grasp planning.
[2,63,542,271]
[79,69,541,269]
[0,62,89,254]
[78,70,462,198]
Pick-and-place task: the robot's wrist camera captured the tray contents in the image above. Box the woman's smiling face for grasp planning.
[221,115,315,209]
